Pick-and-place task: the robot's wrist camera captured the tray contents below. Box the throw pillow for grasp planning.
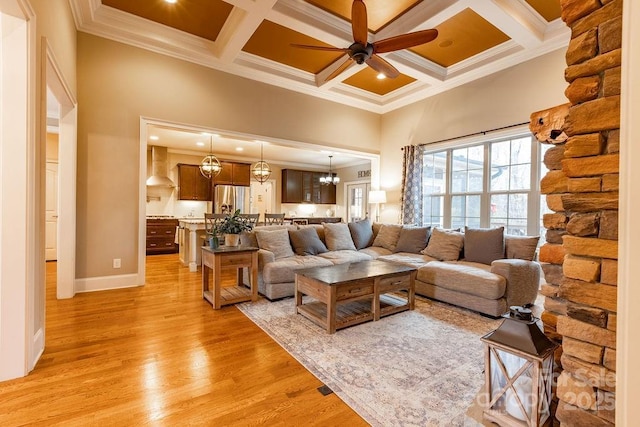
[372,224,403,252]
[505,235,540,261]
[288,227,328,256]
[348,218,374,249]
[464,226,505,265]
[394,226,431,253]
[421,228,464,261]
[255,229,295,260]
[323,222,356,251]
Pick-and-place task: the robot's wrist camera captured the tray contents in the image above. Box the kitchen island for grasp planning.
[178,218,207,272]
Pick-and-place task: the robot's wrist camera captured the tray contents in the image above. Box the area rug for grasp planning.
[237,296,502,426]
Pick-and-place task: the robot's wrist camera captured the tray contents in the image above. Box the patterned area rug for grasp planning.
[237,296,502,426]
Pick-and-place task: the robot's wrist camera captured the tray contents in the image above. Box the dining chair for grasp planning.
[239,213,260,227]
[264,213,285,226]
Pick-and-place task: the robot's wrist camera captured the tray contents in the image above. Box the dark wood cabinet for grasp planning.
[146,218,178,254]
[281,169,336,204]
[178,164,211,201]
[213,162,251,186]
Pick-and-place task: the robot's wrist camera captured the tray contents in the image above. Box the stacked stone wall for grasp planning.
[530,0,621,425]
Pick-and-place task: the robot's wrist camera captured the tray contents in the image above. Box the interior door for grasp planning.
[45,162,59,261]
[250,180,274,223]
[347,182,370,222]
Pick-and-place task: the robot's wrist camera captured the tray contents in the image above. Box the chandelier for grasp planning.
[251,141,272,183]
[199,135,222,179]
[319,155,340,185]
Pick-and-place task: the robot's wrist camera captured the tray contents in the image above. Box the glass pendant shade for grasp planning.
[252,142,272,183]
[200,136,222,179]
[320,155,340,185]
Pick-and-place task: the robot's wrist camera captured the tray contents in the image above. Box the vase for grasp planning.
[209,236,219,249]
[225,233,240,247]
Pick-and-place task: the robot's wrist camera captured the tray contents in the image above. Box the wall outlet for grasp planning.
[113,258,121,269]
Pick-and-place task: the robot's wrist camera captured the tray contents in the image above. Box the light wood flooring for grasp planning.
[0,254,367,426]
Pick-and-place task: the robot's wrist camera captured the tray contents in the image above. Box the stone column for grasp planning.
[530,0,621,425]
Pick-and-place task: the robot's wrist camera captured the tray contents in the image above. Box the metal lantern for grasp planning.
[481,306,558,427]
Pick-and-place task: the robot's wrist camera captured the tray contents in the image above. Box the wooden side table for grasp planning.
[201,246,259,309]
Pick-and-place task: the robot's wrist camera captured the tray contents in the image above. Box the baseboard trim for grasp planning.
[75,273,143,293]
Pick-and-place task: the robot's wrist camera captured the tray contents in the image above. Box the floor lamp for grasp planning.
[368,190,387,223]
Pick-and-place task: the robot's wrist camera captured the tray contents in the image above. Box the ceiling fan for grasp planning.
[292,0,438,82]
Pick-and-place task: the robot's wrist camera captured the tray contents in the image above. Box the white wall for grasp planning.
[379,48,569,222]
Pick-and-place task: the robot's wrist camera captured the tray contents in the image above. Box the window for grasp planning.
[423,152,447,227]
[421,133,542,236]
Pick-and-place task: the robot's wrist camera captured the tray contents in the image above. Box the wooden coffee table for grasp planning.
[294,259,417,333]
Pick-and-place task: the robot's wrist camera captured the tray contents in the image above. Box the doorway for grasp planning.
[250,179,276,223]
[346,182,370,222]
[45,40,78,299]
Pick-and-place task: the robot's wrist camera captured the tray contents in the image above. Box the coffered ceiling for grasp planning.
[70,0,568,113]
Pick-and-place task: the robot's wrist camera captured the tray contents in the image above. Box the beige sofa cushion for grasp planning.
[262,255,333,284]
[416,261,506,300]
[463,226,504,265]
[505,235,539,261]
[288,227,327,255]
[358,246,392,259]
[394,226,430,253]
[372,224,402,251]
[422,228,464,261]
[318,250,372,265]
[323,222,357,251]
[255,229,295,260]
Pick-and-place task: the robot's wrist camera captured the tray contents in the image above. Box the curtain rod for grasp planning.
[402,121,530,149]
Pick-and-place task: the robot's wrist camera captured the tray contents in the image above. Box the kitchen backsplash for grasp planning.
[146,187,210,218]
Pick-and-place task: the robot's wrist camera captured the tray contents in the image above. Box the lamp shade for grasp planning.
[368,190,387,204]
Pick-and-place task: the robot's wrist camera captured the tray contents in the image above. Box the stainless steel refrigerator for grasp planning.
[214,185,250,214]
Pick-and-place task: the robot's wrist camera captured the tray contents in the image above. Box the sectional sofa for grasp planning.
[239,220,541,317]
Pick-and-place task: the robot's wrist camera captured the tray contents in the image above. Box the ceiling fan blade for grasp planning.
[365,54,400,79]
[323,55,353,83]
[290,43,348,52]
[373,29,438,53]
[351,0,368,45]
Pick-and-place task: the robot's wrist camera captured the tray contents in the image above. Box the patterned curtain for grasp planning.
[401,144,424,225]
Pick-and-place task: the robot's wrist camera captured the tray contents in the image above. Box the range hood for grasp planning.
[146,146,176,187]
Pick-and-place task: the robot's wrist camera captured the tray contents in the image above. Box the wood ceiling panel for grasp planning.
[304,0,422,33]
[343,67,415,96]
[410,8,510,68]
[243,21,344,74]
[525,0,561,22]
[102,0,232,42]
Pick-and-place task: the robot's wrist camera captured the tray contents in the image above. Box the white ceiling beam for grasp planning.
[268,0,353,48]
[375,0,462,40]
[214,0,279,63]
[471,0,547,48]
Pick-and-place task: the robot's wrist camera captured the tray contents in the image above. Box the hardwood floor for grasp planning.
[0,255,367,426]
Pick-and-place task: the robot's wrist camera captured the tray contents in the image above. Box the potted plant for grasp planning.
[217,209,254,246]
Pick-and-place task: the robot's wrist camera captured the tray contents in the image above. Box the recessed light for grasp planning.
[376,73,386,80]
[236,147,244,152]
[438,39,454,48]
[149,135,159,141]
[164,0,177,4]
[196,142,205,147]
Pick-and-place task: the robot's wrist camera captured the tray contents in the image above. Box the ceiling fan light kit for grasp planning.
[320,155,340,186]
[291,0,438,83]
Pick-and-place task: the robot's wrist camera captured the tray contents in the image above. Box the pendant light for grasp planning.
[319,155,340,185]
[200,135,222,179]
[251,140,272,183]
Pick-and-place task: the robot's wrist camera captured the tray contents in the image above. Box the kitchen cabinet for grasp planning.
[213,162,251,186]
[146,218,179,254]
[178,164,211,201]
[281,169,336,204]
